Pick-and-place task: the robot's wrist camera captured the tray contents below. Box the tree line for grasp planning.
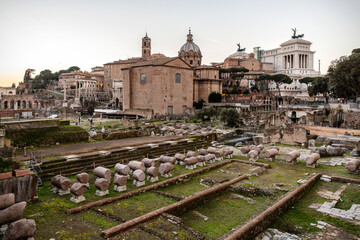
[23,66,80,89]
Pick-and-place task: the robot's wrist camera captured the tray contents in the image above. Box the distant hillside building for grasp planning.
[0,87,16,96]
[59,72,90,88]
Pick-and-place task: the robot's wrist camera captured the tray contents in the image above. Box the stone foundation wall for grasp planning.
[0,173,38,201]
[224,174,321,240]
[6,125,88,147]
[3,119,69,130]
[343,111,360,129]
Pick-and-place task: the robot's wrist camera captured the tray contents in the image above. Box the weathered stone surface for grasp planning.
[248,150,259,158]
[250,145,262,154]
[186,151,197,158]
[0,174,38,202]
[128,161,145,172]
[264,148,279,158]
[214,150,223,158]
[158,155,176,165]
[175,153,186,161]
[159,162,174,175]
[142,158,156,168]
[76,173,89,184]
[184,156,198,165]
[269,146,280,151]
[94,178,110,191]
[316,146,344,157]
[198,148,208,155]
[93,167,111,180]
[284,150,300,163]
[223,149,233,157]
[3,218,36,240]
[257,145,264,150]
[205,154,215,161]
[0,193,15,210]
[308,139,316,148]
[316,136,330,143]
[306,153,321,165]
[264,126,281,143]
[114,163,130,175]
[350,149,360,157]
[253,136,264,145]
[345,159,360,172]
[114,174,127,186]
[70,183,88,196]
[51,175,72,190]
[146,167,158,177]
[197,155,206,162]
[133,169,145,182]
[207,147,217,153]
[240,146,251,154]
[281,126,307,145]
[0,201,26,225]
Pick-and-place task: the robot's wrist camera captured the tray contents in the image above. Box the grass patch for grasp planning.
[335,184,360,210]
[271,181,360,236]
[179,190,279,239]
[101,192,176,220]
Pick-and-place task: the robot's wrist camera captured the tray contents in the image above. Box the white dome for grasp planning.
[228,51,248,59]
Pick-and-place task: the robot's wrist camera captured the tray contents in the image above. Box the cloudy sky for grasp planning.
[0,0,359,87]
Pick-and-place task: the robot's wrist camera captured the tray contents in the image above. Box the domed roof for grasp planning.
[228,51,248,59]
[227,44,248,59]
[179,30,201,54]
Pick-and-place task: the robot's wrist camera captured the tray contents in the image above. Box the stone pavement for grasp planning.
[16,135,184,161]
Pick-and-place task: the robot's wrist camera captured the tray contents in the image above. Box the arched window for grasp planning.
[140,74,146,84]
[175,73,181,83]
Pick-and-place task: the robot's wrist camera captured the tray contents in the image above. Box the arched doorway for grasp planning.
[22,100,27,109]
[115,98,119,108]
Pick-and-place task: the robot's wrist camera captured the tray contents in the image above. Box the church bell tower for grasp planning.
[142,33,151,59]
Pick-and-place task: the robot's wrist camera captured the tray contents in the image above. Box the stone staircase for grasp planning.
[40,134,213,180]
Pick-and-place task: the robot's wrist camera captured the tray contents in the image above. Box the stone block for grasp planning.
[113,185,127,192]
[95,190,109,196]
[70,195,86,204]
[133,180,145,187]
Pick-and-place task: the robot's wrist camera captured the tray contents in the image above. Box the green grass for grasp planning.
[101,192,177,220]
[271,181,360,237]
[335,184,360,210]
[80,211,118,229]
[22,145,360,239]
[179,190,280,239]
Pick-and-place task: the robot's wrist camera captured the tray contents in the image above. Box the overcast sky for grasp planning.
[0,0,359,87]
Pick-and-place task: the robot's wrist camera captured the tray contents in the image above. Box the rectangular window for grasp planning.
[140,74,146,84]
[167,106,173,115]
[175,73,181,83]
